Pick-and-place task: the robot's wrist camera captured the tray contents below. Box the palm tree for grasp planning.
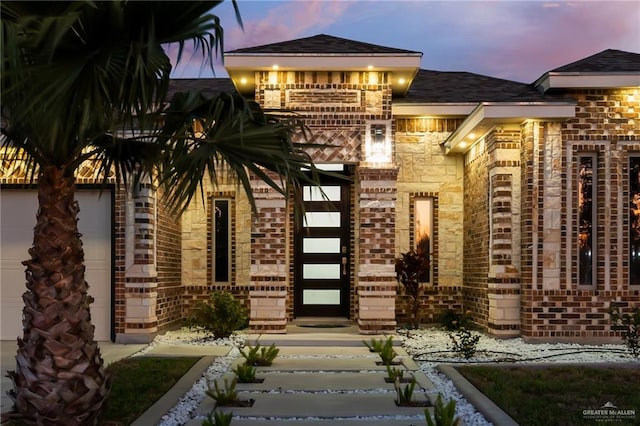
[1,2,318,424]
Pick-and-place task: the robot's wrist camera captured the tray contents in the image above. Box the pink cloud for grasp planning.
[225,0,353,51]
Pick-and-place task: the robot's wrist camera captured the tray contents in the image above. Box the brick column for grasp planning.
[487,127,522,337]
[357,167,399,333]
[117,180,159,343]
[249,188,288,333]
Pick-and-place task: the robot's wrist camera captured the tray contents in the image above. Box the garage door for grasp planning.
[1,189,112,341]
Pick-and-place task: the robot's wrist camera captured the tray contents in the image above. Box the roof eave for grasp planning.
[443,102,577,155]
[392,103,478,117]
[535,72,640,92]
[225,54,422,96]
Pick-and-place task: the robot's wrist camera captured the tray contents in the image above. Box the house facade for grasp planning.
[1,34,638,343]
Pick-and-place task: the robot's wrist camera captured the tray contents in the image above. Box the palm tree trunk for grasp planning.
[6,166,111,425]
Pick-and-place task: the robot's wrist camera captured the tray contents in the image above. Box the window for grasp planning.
[578,155,596,287]
[213,198,231,283]
[414,197,433,283]
[630,157,640,285]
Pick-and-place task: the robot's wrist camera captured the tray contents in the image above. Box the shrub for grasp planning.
[425,394,461,426]
[395,379,417,405]
[448,327,480,359]
[233,363,257,383]
[240,343,280,366]
[439,309,472,331]
[206,378,240,407]
[185,291,247,339]
[395,249,429,329]
[386,364,405,382]
[202,410,233,426]
[378,337,398,365]
[363,337,387,353]
[609,303,640,357]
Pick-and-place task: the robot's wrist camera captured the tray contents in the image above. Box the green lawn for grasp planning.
[456,365,640,426]
[99,356,201,425]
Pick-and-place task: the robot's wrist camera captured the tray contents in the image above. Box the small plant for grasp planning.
[386,364,405,382]
[363,337,387,353]
[206,378,239,407]
[185,291,248,339]
[377,336,398,365]
[240,343,280,366]
[395,379,417,405]
[395,249,430,329]
[233,362,257,383]
[202,410,233,426]
[448,327,480,359]
[609,303,640,357]
[425,394,461,426]
[439,309,472,331]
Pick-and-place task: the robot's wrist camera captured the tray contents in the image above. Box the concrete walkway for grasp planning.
[2,327,513,425]
[175,327,436,426]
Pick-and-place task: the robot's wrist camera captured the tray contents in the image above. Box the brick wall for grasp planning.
[522,88,640,341]
[463,136,490,328]
[155,186,183,332]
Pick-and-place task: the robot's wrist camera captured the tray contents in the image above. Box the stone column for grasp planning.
[117,180,159,343]
[357,167,399,333]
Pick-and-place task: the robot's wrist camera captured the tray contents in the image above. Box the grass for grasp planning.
[99,356,200,425]
[456,365,640,426]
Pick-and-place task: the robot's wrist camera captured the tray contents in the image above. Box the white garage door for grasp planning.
[1,189,112,341]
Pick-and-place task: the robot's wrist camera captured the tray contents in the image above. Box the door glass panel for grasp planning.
[303,264,340,279]
[303,289,340,305]
[303,237,341,253]
[304,212,340,227]
[303,186,341,201]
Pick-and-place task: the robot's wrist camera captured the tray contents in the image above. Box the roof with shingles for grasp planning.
[167,78,235,99]
[225,34,421,55]
[550,49,640,73]
[400,69,548,103]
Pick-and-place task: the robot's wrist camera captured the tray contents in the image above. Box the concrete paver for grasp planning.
[191,340,434,425]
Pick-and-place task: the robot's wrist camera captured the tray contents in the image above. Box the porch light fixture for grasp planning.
[398,78,406,84]
[272,64,279,70]
[366,121,393,165]
[240,77,247,85]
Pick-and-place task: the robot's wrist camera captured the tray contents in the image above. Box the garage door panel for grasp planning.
[1,190,112,341]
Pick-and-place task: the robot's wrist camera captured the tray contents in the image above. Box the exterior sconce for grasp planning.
[366,121,392,165]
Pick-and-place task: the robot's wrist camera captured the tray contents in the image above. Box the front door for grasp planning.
[294,168,351,317]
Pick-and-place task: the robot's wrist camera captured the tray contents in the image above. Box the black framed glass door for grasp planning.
[294,167,351,317]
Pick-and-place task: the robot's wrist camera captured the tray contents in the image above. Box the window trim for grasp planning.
[208,194,235,285]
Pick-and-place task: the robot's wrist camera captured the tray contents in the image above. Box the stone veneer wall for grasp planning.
[521,88,640,341]
[180,177,253,321]
[394,118,465,325]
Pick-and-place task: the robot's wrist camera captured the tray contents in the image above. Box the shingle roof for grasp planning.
[551,49,640,73]
[226,34,421,55]
[401,69,548,103]
[167,78,236,99]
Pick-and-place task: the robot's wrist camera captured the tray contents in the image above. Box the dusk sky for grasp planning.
[167,0,640,84]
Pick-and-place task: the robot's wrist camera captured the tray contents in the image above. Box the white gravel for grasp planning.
[142,327,638,426]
